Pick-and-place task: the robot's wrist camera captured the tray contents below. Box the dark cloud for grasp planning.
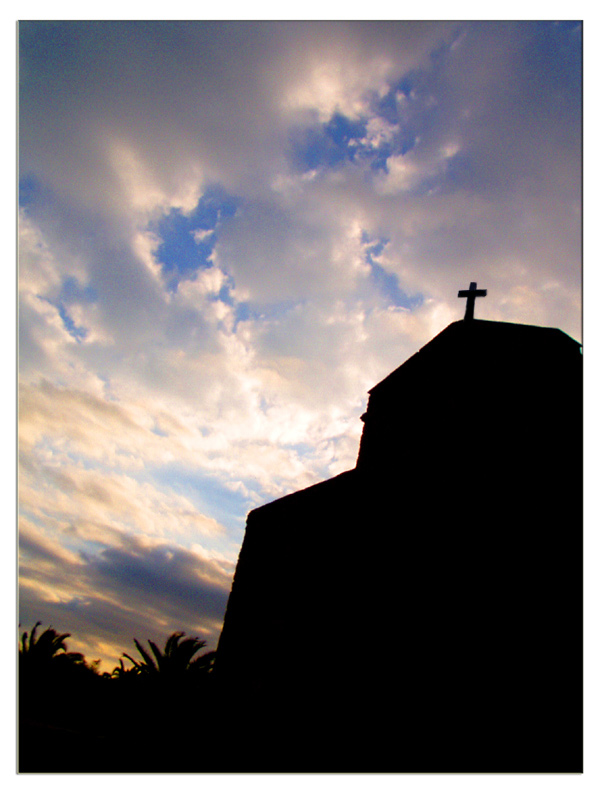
[18,21,455,201]
[89,539,231,621]
[19,526,77,567]
[19,535,233,670]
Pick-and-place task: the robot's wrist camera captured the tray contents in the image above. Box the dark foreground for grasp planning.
[19,671,582,773]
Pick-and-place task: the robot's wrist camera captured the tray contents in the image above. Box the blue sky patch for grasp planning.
[288,73,443,177]
[149,465,252,539]
[57,303,87,342]
[152,187,237,291]
[369,264,423,310]
[151,424,169,438]
[362,233,423,310]
[521,21,581,107]
[289,113,366,172]
[60,276,97,305]
[56,277,97,341]
[19,174,46,209]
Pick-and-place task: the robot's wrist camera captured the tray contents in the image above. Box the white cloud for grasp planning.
[192,227,215,244]
[376,152,424,194]
[357,116,400,149]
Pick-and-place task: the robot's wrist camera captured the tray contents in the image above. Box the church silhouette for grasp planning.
[214,286,582,773]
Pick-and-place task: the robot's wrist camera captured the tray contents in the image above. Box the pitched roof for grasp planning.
[368,319,581,400]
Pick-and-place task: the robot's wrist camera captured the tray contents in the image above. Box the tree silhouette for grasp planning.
[19,621,99,675]
[19,624,219,771]
[19,622,104,701]
[111,657,138,679]
[20,621,71,661]
[122,631,215,679]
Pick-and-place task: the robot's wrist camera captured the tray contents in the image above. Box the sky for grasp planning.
[17,20,582,672]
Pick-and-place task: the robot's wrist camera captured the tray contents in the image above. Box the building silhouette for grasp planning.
[214,308,582,772]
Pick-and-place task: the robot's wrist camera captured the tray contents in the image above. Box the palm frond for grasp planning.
[122,652,142,670]
[29,621,42,650]
[134,638,158,672]
[61,651,85,665]
[112,658,125,676]
[165,631,185,659]
[190,650,216,672]
[53,632,71,652]
[177,637,206,667]
[148,639,165,671]
[35,629,70,659]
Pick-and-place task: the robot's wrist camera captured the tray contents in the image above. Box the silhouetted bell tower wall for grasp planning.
[214,318,582,773]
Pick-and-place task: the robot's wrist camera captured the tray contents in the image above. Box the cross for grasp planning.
[458,282,487,321]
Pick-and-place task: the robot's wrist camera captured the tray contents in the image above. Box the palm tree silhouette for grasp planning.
[19,621,71,661]
[122,631,215,679]
[111,657,138,679]
[19,621,95,680]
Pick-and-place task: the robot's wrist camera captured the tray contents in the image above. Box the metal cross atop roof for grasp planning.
[458,282,487,321]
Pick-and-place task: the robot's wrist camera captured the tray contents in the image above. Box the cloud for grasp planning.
[19,527,234,670]
[19,518,81,568]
